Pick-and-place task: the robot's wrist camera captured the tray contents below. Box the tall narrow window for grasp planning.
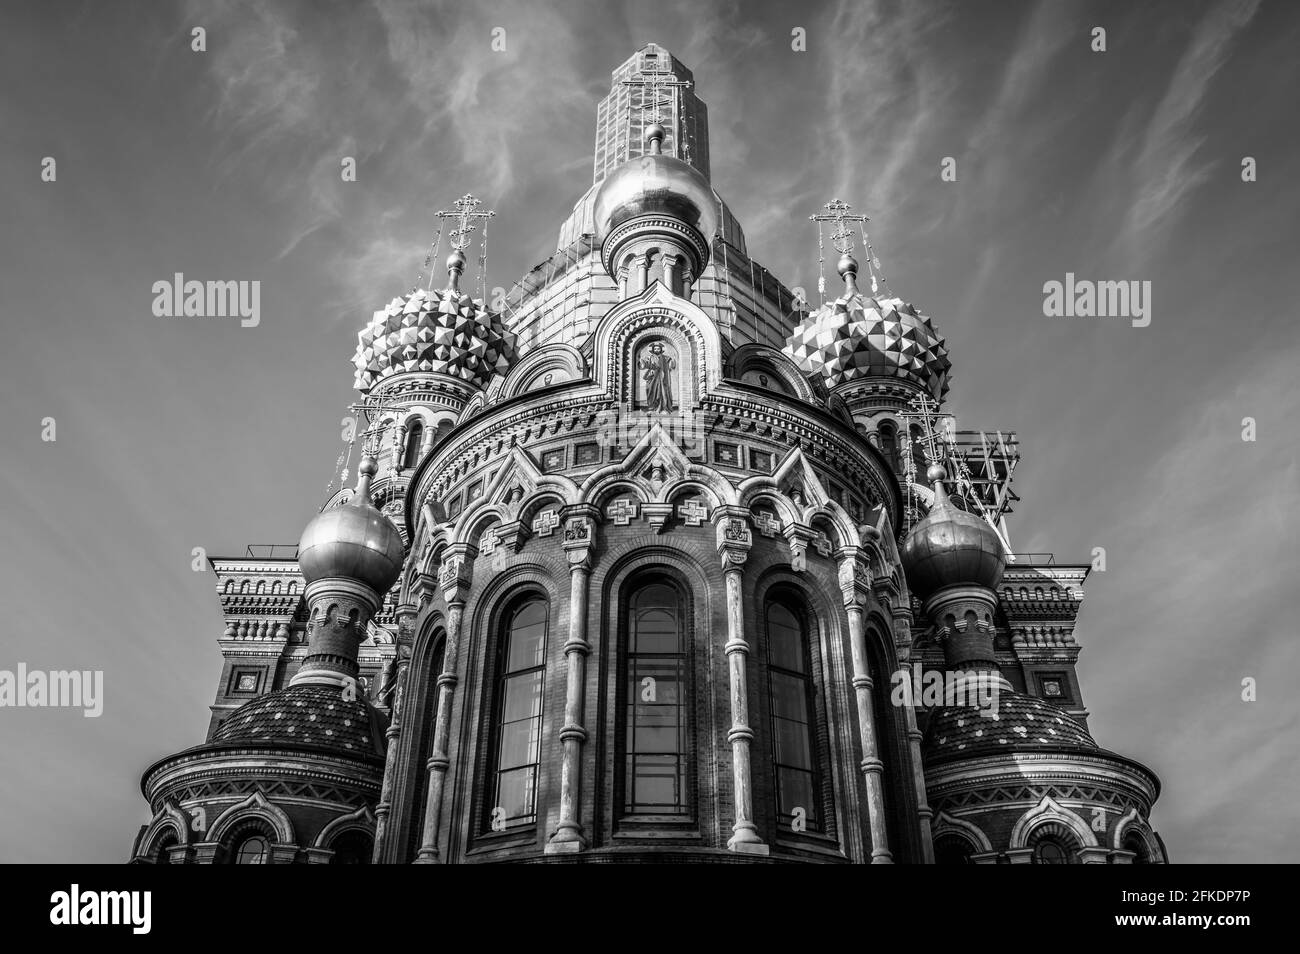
[878,421,898,473]
[767,598,822,831]
[624,581,690,817]
[404,419,425,469]
[489,598,547,829]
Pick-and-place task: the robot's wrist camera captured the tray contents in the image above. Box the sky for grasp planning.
[1,0,1297,863]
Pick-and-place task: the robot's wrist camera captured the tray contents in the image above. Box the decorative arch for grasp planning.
[313,805,376,848]
[450,446,580,546]
[498,343,587,400]
[727,343,815,402]
[139,799,192,858]
[590,281,725,407]
[1113,807,1162,861]
[207,791,295,845]
[579,421,739,508]
[1010,795,1097,850]
[931,810,993,853]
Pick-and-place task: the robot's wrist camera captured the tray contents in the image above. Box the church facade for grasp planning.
[132,44,1166,865]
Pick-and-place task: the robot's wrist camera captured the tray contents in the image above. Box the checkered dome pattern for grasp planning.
[352,286,518,392]
[783,293,951,399]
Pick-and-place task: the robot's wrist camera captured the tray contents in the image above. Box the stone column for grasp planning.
[838,551,893,863]
[372,600,416,860]
[681,268,693,301]
[634,254,650,293]
[717,510,767,854]
[663,256,679,295]
[893,605,934,863]
[414,551,472,863]
[547,511,597,853]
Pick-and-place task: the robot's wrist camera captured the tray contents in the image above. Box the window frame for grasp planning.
[616,575,697,828]
[482,594,549,835]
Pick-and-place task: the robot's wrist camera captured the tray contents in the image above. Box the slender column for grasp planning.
[634,254,650,292]
[663,256,679,295]
[681,269,693,300]
[839,553,893,863]
[372,601,416,860]
[717,512,766,854]
[414,552,472,863]
[893,607,934,863]
[548,515,595,852]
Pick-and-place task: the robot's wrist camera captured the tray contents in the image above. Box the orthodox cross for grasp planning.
[436,193,495,252]
[810,198,869,300]
[621,67,692,127]
[904,393,948,467]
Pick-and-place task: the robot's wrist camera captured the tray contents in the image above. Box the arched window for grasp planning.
[934,835,975,864]
[232,833,268,865]
[623,579,691,818]
[153,834,177,865]
[329,831,373,864]
[1124,833,1150,864]
[487,598,548,830]
[1033,838,1071,864]
[878,421,898,472]
[765,597,823,832]
[404,418,425,469]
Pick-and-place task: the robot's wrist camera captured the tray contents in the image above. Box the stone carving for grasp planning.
[532,509,560,537]
[606,498,639,526]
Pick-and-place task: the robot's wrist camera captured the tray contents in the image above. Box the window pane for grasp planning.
[778,767,816,823]
[502,671,543,723]
[496,766,537,821]
[499,712,542,768]
[768,604,805,672]
[625,581,688,816]
[771,672,809,722]
[774,716,813,769]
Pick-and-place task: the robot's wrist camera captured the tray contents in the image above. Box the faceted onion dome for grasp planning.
[923,691,1097,764]
[900,465,1004,600]
[351,252,518,393]
[783,254,951,400]
[211,683,388,758]
[297,457,404,595]
[592,124,719,249]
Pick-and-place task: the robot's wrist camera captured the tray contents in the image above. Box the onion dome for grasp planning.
[211,683,388,759]
[352,250,518,393]
[923,691,1097,765]
[297,456,404,595]
[784,253,951,400]
[900,465,1004,600]
[593,124,718,276]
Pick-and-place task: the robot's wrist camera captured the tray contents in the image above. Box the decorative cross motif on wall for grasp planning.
[607,498,639,526]
[753,511,781,538]
[813,530,833,557]
[479,529,499,555]
[532,509,560,537]
[677,499,708,526]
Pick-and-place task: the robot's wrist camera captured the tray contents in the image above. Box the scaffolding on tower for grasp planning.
[900,393,1021,558]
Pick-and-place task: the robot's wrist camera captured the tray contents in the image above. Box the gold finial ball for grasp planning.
[645,122,666,145]
[926,462,947,483]
[359,455,378,478]
[837,252,859,277]
[446,249,466,272]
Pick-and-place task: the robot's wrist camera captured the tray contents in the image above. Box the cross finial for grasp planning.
[810,198,869,255]
[621,59,693,130]
[437,193,495,252]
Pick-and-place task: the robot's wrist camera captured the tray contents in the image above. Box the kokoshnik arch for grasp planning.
[132,43,1166,865]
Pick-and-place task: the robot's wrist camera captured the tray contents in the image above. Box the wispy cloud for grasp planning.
[1121,0,1261,241]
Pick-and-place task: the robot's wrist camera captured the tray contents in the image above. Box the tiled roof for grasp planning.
[923,691,1096,764]
[211,684,387,759]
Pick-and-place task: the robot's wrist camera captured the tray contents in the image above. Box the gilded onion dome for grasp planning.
[900,464,1005,600]
[784,253,951,400]
[297,456,405,595]
[351,251,518,393]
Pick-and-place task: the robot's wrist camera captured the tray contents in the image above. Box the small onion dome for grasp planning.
[211,683,388,759]
[783,255,951,400]
[923,691,1097,765]
[592,126,719,250]
[900,465,1004,600]
[298,456,404,595]
[351,253,518,393]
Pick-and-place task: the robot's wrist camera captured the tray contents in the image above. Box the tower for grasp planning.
[133,43,1165,866]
